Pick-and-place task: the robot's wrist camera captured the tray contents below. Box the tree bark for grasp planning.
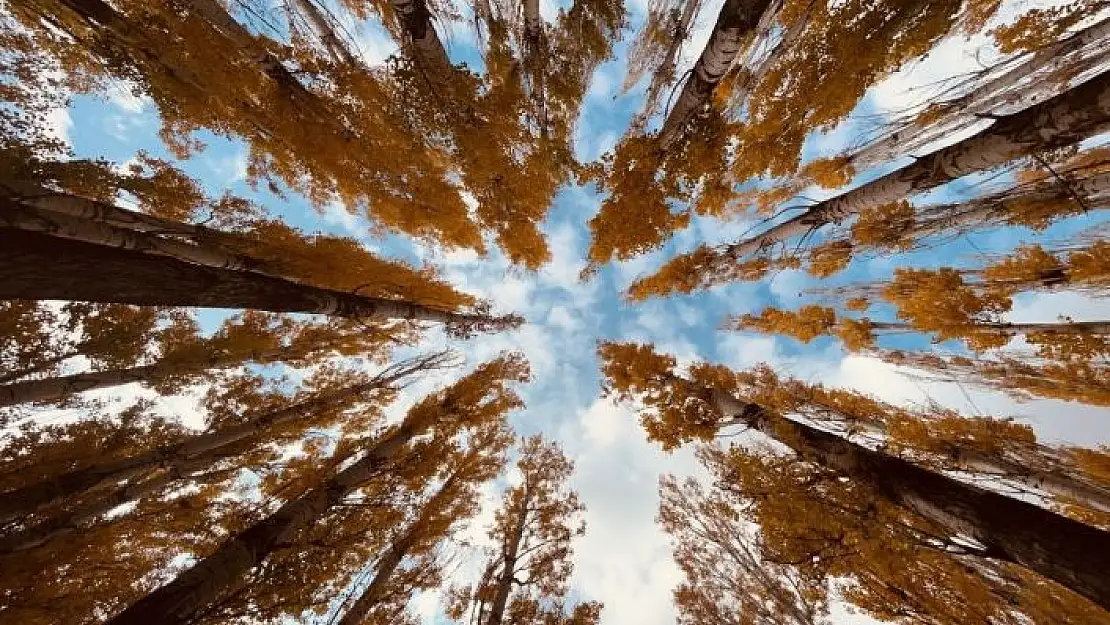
[657,0,774,149]
[800,404,1110,514]
[288,0,358,65]
[0,353,443,523]
[718,70,1110,261]
[390,0,453,84]
[909,169,1110,240]
[1,181,215,238]
[0,229,510,331]
[852,16,1110,169]
[0,361,170,408]
[1,199,260,272]
[486,488,530,625]
[105,420,424,625]
[710,389,1110,612]
[629,0,702,131]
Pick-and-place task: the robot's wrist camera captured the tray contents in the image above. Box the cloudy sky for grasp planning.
[42,0,1110,623]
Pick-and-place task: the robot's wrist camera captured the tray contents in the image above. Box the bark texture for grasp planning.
[105,423,420,625]
[852,16,1110,169]
[657,0,774,149]
[0,229,505,329]
[390,0,453,83]
[719,70,1110,261]
[711,390,1110,612]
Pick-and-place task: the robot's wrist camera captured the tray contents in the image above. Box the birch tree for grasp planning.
[446,435,601,625]
[599,342,1110,612]
[632,71,1110,296]
[103,353,530,625]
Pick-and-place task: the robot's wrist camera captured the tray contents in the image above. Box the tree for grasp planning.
[878,348,1110,409]
[655,0,774,149]
[334,420,513,625]
[599,341,1110,612]
[10,0,483,249]
[0,351,453,525]
[658,473,828,625]
[104,353,530,625]
[446,435,601,625]
[631,70,1110,297]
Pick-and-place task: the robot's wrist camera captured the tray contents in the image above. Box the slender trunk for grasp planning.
[0,341,291,409]
[0,229,509,330]
[337,471,462,625]
[852,17,1110,169]
[0,452,237,554]
[866,319,1110,336]
[0,354,440,522]
[288,0,358,65]
[909,170,1110,241]
[390,0,453,83]
[720,3,806,110]
[719,71,1110,261]
[657,0,774,149]
[105,420,424,625]
[802,405,1110,514]
[0,362,167,408]
[711,389,1110,612]
[486,490,530,625]
[630,0,702,131]
[523,0,542,39]
[0,350,77,385]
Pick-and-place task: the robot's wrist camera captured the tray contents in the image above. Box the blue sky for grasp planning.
[41,0,1110,622]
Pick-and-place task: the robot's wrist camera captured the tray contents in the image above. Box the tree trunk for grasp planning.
[866,320,1110,336]
[1,199,260,272]
[852,16,1110,170]
[0,362,166,408]
[802,405,1110,514]
[523,0,542,39]
[486,489,530,625]
[711,389,1110,612]
[0,229,509,331]
[1,180,214,238]
[336,471,461,625]
[288,0,358,65]
[390,0,453,83]
[657,0,774,149]
[105,421,423,625]
[630,0,702,131]
[0,353,442,522]
[909,169,1110,240]
[720,70,1110,260]
[0,452,238,554]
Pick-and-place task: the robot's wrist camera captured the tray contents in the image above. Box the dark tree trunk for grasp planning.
[105,423,421,625]
[0,229,503,330]
[486,490,530,625]
[337,471,461,625]
[712,390,1110,612]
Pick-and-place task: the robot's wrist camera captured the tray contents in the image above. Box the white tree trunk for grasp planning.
[657,0,774,149]
[852,17,1110,170]
[718,72,1110,261]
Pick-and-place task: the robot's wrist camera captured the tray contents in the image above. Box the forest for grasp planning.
[1,0,1110,623]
